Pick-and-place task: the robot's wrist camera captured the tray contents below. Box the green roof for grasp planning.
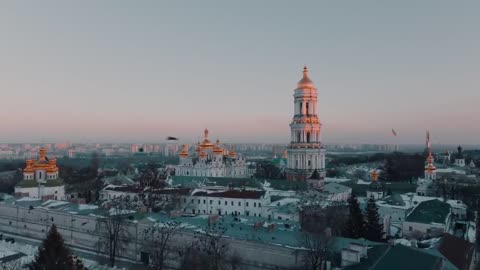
[170,176,308,191]
[405,199,451,224]
[16,178,64,188]
[144,213,302,248]
[322,182,351,194]
[43,178,64,187]
[271,158,287,166]
[16,180,38,188]
[103,174,135,185]
[346,245,443,270]
[13,198,101,216]
[171,176,261,189]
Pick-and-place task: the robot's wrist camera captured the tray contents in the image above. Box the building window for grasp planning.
[259,203,261,207]
[254,203,256,207]
[203,200,206,204]
[218,200,221,205]
[198,199,200,204]
[225,201,227,206]
[246,202,249,207]
[231,201,234,206]
[191,199,194,203]
[210,200,213,204]
[238,202,241,206]
[409,226,413,231]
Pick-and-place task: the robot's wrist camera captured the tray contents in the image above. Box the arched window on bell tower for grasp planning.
[306,132,311,143]
[306,102,309,116]
[299,102,303,115]
[297,131,301,143]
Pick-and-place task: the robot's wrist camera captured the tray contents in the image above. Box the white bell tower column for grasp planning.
[286,66,326,181]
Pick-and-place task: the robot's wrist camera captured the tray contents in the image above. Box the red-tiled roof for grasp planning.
[438,234,474,270]
[192,190,265,199]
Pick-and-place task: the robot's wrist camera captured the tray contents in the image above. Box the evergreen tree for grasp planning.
[364,195,384,242]
[343,193,364,239]
[31,224,81,270]
[475,211,480,255]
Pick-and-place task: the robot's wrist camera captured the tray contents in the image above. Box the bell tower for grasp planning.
[286,66,326,181]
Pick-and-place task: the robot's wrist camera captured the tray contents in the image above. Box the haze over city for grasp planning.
[1,1,479,144]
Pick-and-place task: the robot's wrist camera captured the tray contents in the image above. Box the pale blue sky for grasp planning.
[0,1,479,144]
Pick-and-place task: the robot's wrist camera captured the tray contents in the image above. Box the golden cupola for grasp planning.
[179,144,189,158]
[195,142,201,154]
[23,148,58,173]
[371,169,379,182]
[213,139,224,154]
[229,146,237,157]
[46,158,59,173]
[200,129,214,149]
[23,159,35,173]
[297,66,315,89]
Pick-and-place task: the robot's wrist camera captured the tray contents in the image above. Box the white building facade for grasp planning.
[175,129,247,178]
[181,189,269,217]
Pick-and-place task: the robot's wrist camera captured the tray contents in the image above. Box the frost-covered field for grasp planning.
[0,240,123,269]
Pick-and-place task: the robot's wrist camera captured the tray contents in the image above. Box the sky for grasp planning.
[0,1,479,145]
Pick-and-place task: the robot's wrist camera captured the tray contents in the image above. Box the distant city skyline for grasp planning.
[1,1,479,145]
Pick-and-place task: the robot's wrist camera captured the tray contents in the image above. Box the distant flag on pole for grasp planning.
[426,130,431,150]
[391,129,397,136]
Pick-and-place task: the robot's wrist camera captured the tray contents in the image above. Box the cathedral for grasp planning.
[175,129,248,178]
[286,67,326,181]
[15,148,66,200]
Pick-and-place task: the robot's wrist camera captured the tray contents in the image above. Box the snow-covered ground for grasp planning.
[356,179,371,185]
[325,177,351,183]
[0,239,123,269]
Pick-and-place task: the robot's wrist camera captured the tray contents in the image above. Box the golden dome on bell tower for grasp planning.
[297,66,315,89]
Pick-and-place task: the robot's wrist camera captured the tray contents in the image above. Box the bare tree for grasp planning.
[96,198,132,267]
[194,221,229,270]
[178,242,208,270]
[300,232,334,270]
[300,195,348,236]
[143,220,180,270]
[228,252,243,270]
